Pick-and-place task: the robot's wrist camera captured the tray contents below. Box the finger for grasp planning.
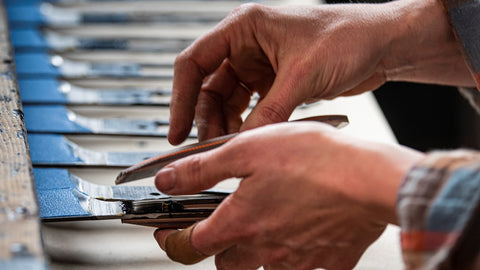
[153,229,177,251]
[155,196,258,267]
[187,174,290,262]
[168,25,232,145]
[191,195,253,256]
[154,226,209,265]
[263,263,294,270]
[154,142,249,195]
[196,81,252,140]
[292,248,362,270]
[241,66,303,131]
[215,245,262,270]
[195,90,227,141]
[195,60,240,141]
[223,83,252,134]
[215,243,293,270]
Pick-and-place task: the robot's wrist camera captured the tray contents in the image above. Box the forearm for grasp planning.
[381,0,476,87]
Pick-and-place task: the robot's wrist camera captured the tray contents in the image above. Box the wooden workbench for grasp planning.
[0,1,47,268]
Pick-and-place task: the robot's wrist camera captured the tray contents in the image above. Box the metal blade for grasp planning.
[40,186,227,228]
[8,1,235,27]
[19,78,173,106]
[11,27,195,52]
[116,133,236,184]
[34,167,231,201]
[29,133,165,167]
[115,115,349,184]
[35,167,229,228]
[15,52,175,78]
[23,105,199,137]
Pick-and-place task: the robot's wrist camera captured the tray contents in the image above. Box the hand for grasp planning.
[154,122,424,269]
[168,0,470,145]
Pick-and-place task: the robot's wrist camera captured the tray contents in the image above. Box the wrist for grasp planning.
[311,127,425,225]
[380,0,472,86]
[362,144,425,225]
[341,140,425,225]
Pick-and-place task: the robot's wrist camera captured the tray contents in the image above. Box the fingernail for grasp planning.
[155,167,176,192]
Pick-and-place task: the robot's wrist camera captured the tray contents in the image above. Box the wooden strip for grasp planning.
[0,0,47,268]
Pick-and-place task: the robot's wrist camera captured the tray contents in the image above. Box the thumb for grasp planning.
[153,194,252,264]
[154,142,247,195]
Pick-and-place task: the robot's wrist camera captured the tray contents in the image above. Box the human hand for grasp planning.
[169,3,390,144]
[168,0,470,145]
[154,122,424,269]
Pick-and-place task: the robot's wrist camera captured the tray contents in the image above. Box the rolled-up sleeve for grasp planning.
[397,2,480,269]
[398,151,480,269]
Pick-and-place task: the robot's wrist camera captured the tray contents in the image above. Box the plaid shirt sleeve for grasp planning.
[398,151,480,269]
[397,1,480,269]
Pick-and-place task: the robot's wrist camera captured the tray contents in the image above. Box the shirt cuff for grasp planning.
[397,150,480,269]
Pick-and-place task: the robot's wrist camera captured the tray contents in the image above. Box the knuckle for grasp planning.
[174,51,208,78]
[173,50,189,68]
[240,2,264,14]
[220,196,259,238]
[186,154,204,190]
[229,3,266,22]
[199,88,223,104]
[174,154,205,192]
[256,101,290,124]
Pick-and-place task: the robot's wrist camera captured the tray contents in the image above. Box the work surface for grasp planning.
[0,0,406,269]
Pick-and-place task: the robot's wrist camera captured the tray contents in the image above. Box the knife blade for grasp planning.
[115,114,349,184]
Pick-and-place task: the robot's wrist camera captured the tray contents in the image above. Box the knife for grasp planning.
[115,114,349,184]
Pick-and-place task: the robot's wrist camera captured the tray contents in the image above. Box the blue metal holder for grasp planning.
[29,134,82,165]
[14,52,61,77]
[24,105,173,137]
[6,5,44,26]
[18,78,67,104]
[34,168,90,219]
[10,28,48,50]
[24,105,91,133]
[28,133,161,166]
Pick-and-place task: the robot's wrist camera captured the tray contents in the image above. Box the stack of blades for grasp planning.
[34,167,230,229]
[19,78,174,105]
